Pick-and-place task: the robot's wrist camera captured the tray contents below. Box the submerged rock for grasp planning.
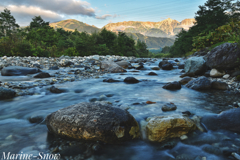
[50,86,63,93]
[162,103,177,111]
[186,76,211,90]
[1,66,41,76]
[103,78,120,82]
[46,102,140,143]
[179,77,193,85]
[163,81,181,90]
[147,72,158,76]
[0,87,16,100]
[34,72,51,78]
[201,108,240,133]
[146,115,196,142]
[162,64,173,70]
[49,66,59,70]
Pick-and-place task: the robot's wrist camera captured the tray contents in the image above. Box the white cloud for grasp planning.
[95,14,119,20]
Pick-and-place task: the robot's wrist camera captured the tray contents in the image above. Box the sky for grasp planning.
[0,0,208,28]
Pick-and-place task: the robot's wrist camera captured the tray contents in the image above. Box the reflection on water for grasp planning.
[0,60,239,159]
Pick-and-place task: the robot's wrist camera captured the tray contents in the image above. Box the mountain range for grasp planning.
[49,18,195,49]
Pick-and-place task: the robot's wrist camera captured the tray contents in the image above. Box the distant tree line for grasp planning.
[0,9,150,57]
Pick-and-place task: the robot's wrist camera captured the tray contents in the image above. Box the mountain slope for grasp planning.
[126,32,174,48]
[103,18,195,38]
[49,19,100,33]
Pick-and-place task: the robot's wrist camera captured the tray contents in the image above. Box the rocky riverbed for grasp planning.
[0,47,240,160]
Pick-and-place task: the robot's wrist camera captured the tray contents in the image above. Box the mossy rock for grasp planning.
[237,75,240,81]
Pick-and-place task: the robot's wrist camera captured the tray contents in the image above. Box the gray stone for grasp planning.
[0,87,16,100]
[100,61,127,73]
[1,66,41,76]
[34,72,51,78]
[162,63,173,70]
[211,81,228,90]
[115,60,129,69]
[184,57,207,75]
[186,76,212,90]
[124,77,139,83]
[210,69,225,78]
[163,81,181,90]
[205,43,240,70]
[179,76,193,85]
[46,102,140,143]
[162,103,177,111]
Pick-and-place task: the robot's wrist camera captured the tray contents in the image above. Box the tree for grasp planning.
[29,16,49,30]
[0,8,19,37]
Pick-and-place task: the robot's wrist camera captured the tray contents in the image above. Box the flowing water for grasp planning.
[0,59,239,160]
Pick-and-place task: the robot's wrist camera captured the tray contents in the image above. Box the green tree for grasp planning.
[29,16,49,30]
[0,8,19,37]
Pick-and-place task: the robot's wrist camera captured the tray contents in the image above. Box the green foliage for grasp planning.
[0,8,19,38]
[152,53,172,58]
[0,10,149,58]
[161,46,171,53]
[236,75,240,81]
[169,0,240,57]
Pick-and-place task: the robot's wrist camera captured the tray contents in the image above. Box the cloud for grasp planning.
[0,5,63,26]
[95,14,112,19]
[0,0,96,17]
[95,14,119,20]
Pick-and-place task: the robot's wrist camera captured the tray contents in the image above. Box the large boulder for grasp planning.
[184,57,207,75]
[162,81,181,90]
[115,60,130,69]
[146,115,196,142]
[205,43,240,70]
[0,87,16,100]
[46,102,140,143]
[201,108,240,133]
[210,69,225,78]
[186,76,212,90]
[1,66,41,76]
[100,61,127,73]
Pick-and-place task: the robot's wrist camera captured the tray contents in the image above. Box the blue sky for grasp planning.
[0,0,207,28]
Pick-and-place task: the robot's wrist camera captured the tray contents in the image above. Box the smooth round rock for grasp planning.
[124,77,139,83]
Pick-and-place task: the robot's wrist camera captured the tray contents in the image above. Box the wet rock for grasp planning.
[162,64,173,70]
[1,66,41,76]
[146,115,196,142]
[147,72,158,76]
[34,72,51,78]
[115,60,129,69]
[146,101,156,104]
[184,56,207,75]
[46,101,140,143]
[100,61,127,73]
[182,111,192,116]
[50,86,63,93]
[151,67,160,70]
[179,77,193,85]
[175,59,179,62]
[60,60,74,67]
[158,60,169,68]
[0,87,16,100]
[180,72,195,78]
[211,81,228,90]
[49,66,59,70]
[162,103,177,111]
[186,76,211,90]
[178,64,185,69]
[29,115,44,124]
[204,70,211,77]
[163,81,181,90]
[124,77,139,83]
[201,108,240,133]
[210,69,225,78]
[205,42,240,70]
[103,78,120,83]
